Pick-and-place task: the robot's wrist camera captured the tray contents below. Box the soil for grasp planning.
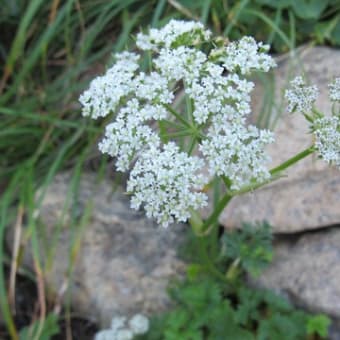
[0,265,98,340]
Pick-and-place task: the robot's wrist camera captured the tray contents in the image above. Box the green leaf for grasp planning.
[331,20,340,45]
[307,314,331,337]
[314,16,340,44]
[19,313,59,340]
[220,222,273,277]
[254,0,292,9]
[292,0,329,20]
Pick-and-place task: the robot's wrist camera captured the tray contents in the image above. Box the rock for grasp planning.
[220,47,340,233]
[10,172,186,327]
[220,168,340,233]
[330,319,340,340]
[250,226,340,319]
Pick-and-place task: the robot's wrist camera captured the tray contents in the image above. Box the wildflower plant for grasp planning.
[80,20,338,339]
[80,20,340,232]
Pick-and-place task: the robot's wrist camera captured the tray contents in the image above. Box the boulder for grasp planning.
[220,47,340,233]
[250,226,340,319]
[10,172,186,327]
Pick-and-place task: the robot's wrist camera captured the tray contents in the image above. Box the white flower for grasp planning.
[134,72,174,104]
[116,329,134,340]
[79,52,139,119]
[127,143,208,228]
[111,316,127,333]
[200,118,274,190]
[136,19,211,50]
[99,115,160,172]
[184,66,254,125]
[129,314,149,335]
[154,46,207,84]
[219,36,276,75]
[95,329,117,340]
[79,20,278,227]
[313,116,340,168]
[285,76,319,113]
[329,78,340,102]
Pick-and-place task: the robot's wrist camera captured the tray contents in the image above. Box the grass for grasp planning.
[0,0,339,338]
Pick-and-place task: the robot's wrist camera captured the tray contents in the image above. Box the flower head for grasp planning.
[128,314,149,335]
[79,52,139,119]
[329,78,340,102]
[200,118,274,190]
[136,19,211,50]
[80,20,277,227]
[127,143,208,228]
[285,76,319,113]
[313,116,340,168]
[219,36,276,75]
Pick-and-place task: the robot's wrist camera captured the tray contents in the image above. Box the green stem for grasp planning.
[162,103,191,128]
[198,238,227,282]
[160,129,193,139]
[225,258,241,282]
[210,177,221,258]
[229,145,316,196]
[199,192,233,235]
[191,145,316,285]
[197,146,315,235]
[269,145,315,176]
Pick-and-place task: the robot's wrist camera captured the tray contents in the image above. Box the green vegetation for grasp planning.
[1,0,338,338]
[138,224,330,340]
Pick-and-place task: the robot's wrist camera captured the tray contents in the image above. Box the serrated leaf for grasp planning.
[221,222,273,277]
[307,314,331,337]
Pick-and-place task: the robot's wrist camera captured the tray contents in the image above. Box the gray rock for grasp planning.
[220,47,340,233]
[250,227,340,319]
[11,172,186,327]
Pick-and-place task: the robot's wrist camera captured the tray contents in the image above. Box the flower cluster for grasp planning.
[329,77,340,102]
[313,116,340,168]
[285,76,340,168]
[219,36,275,75]
[95,314,149,340]
[80,20,277,227]
[136,20,211,50]
[127,143,208,226]
[79,52,140,119]
[285,76,319,113]
[200,119,275,190]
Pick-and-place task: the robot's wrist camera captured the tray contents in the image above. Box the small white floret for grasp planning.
[329,78,340,102]
[285,76,319,113]
[129,314,149,335]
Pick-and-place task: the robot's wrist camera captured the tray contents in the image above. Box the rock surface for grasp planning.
[11,172,186,327]
[220,46,340,233]
[250,226,340,319]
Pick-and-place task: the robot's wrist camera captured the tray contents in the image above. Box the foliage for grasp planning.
[220,222,273,277]
[137,223,331,340]
[174,0,340,52]
[307,314,332,338]
[19,313,59,340]
[0,0,337,338]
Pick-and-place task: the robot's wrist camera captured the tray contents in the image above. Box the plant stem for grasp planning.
[198,237,227,282]
[163,103,191,128]
[269,145,315,176]
[199,192,233,235]
[230,145,316,196]
[191,146,316,283]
